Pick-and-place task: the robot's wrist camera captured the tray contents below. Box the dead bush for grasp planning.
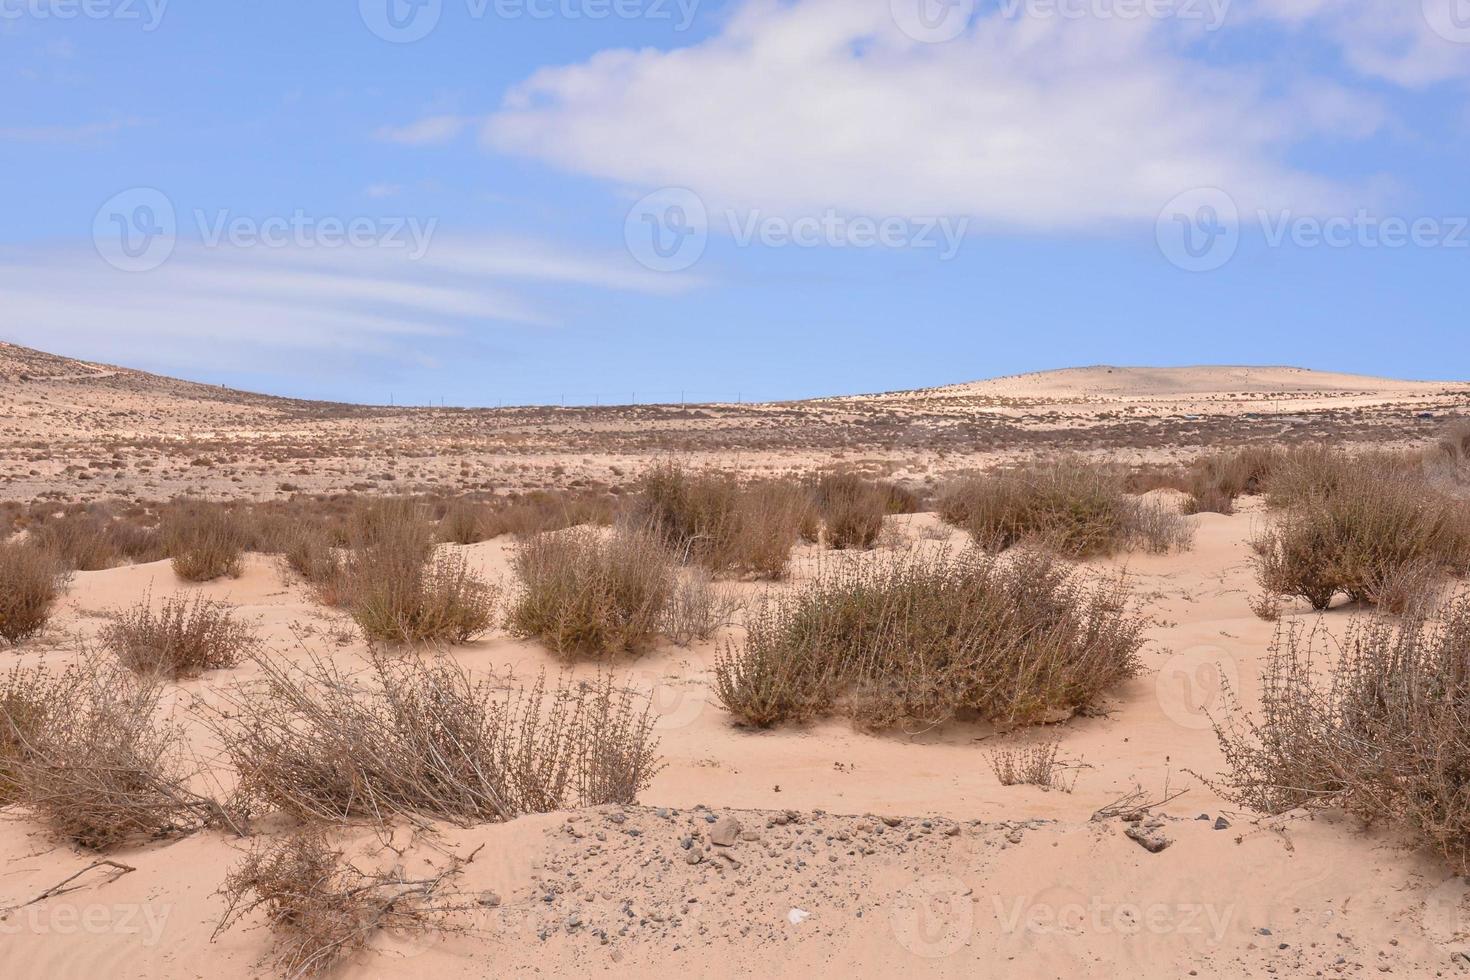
[440,500,492,544]
[1208,601,1470,871]
[217,833,468,978]
[938,459,1192,558]
[507,528,674,658]
[102,593,258,679]
[32,510,121,570]
[631,464,806,579]
[0,665,66,805]
[346,549,498,646]
[214,652,661,824]
[989,738,1077,792]
[164,502,249,581]
[660,568,744,647]
[483,490,616,539]
[280,521,346,604]
[1253,466,1469,610]
[0,541,69,645]
[1183,447,1280,515]
[714,548,1147,730]
[3,663,227,849]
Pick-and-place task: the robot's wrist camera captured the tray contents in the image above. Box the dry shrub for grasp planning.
[102,593,258,679]
[2,663,226,849]
[346,550,498,646]
[507,529,673,658]
[1183,447,1279,515]
[440,500,492,545]
[1209,601,1470,871]
[280,522,346,603]
[215,651,661,824]
[660,568,744,647]
[217,833,467,978]
[0,541,69,645]
[809,474,887,551]
[990,738,1076,792]
[714,548,1147,730]
[482,490,616,539]
[0,664,65,804]
[938,459,1192,558]
[1253,464,1469,611]
[631,464,807,579]
[340,500,496,645]
[164,501,249,581]
[32,510,120,570]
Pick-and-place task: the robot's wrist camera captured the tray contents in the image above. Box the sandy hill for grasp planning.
[909,365,1455,402]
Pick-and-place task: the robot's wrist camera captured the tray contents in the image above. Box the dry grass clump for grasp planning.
[989,738,1076,793]
[164,501,249,581]
[1209,601,1470,871]
[217,833,468,979]
[938,459,1193,558]
[280,521,346,603]
[807,473,900,551]
[1183,446,1280,515]
[215,652,661,824]
[0,541,69,645]
[337,500,496,645]
[0,665,66,805]
[439,499,492,545]
[102,593,259,679]
[714,548,1147,730]
[631,464,808,579]
[1253,464,1469,611]
[2,663,226,849]
[507,528,674,658]
[481,490,616,539]
[660,568,744,647]
[31,509,120,570]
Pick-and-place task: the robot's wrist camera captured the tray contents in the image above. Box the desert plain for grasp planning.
[3,341,1470,979]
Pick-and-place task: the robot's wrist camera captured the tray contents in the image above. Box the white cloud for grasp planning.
[374,114,471,146]
[483,0,1380,230]
[0,237,700,376]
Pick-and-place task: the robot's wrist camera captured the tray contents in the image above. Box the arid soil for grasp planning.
[3,342,1466,504]
[4,345,1470,978]
[3,508,1470,978]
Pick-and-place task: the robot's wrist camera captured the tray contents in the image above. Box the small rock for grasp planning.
[709,816,742,847]
[685,848,705,865]
[1125,825,1172,853]
[1214,816,1232,831]
[478,891,502,908]
[881,816,903,828]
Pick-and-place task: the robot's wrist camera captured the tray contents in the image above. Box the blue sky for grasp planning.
[2,0,1468,406]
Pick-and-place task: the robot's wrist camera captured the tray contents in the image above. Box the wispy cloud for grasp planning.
[374,114,472,146]
[0,116,145,144]
[0,237,703,376]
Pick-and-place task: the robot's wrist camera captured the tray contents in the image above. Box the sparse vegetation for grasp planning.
[989,738,1076,792]
[2,663,227,849]
[660,567,744,647]
[1210,600,1470,872]
[631,464,809,579]
[0,541,69,645]
[102,593,259,679]
[507,528,675,658]
[714,548,1147,730]
[938,459,1193,557]
[215,652,661,825]
[217,833,469,978]
[1183,446,1279,515]
[164,501,249,581]
[1253,460,1469,611]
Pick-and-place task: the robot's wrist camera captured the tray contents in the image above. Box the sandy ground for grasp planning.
[4,343,1468,504]
[4,506,1470,978]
